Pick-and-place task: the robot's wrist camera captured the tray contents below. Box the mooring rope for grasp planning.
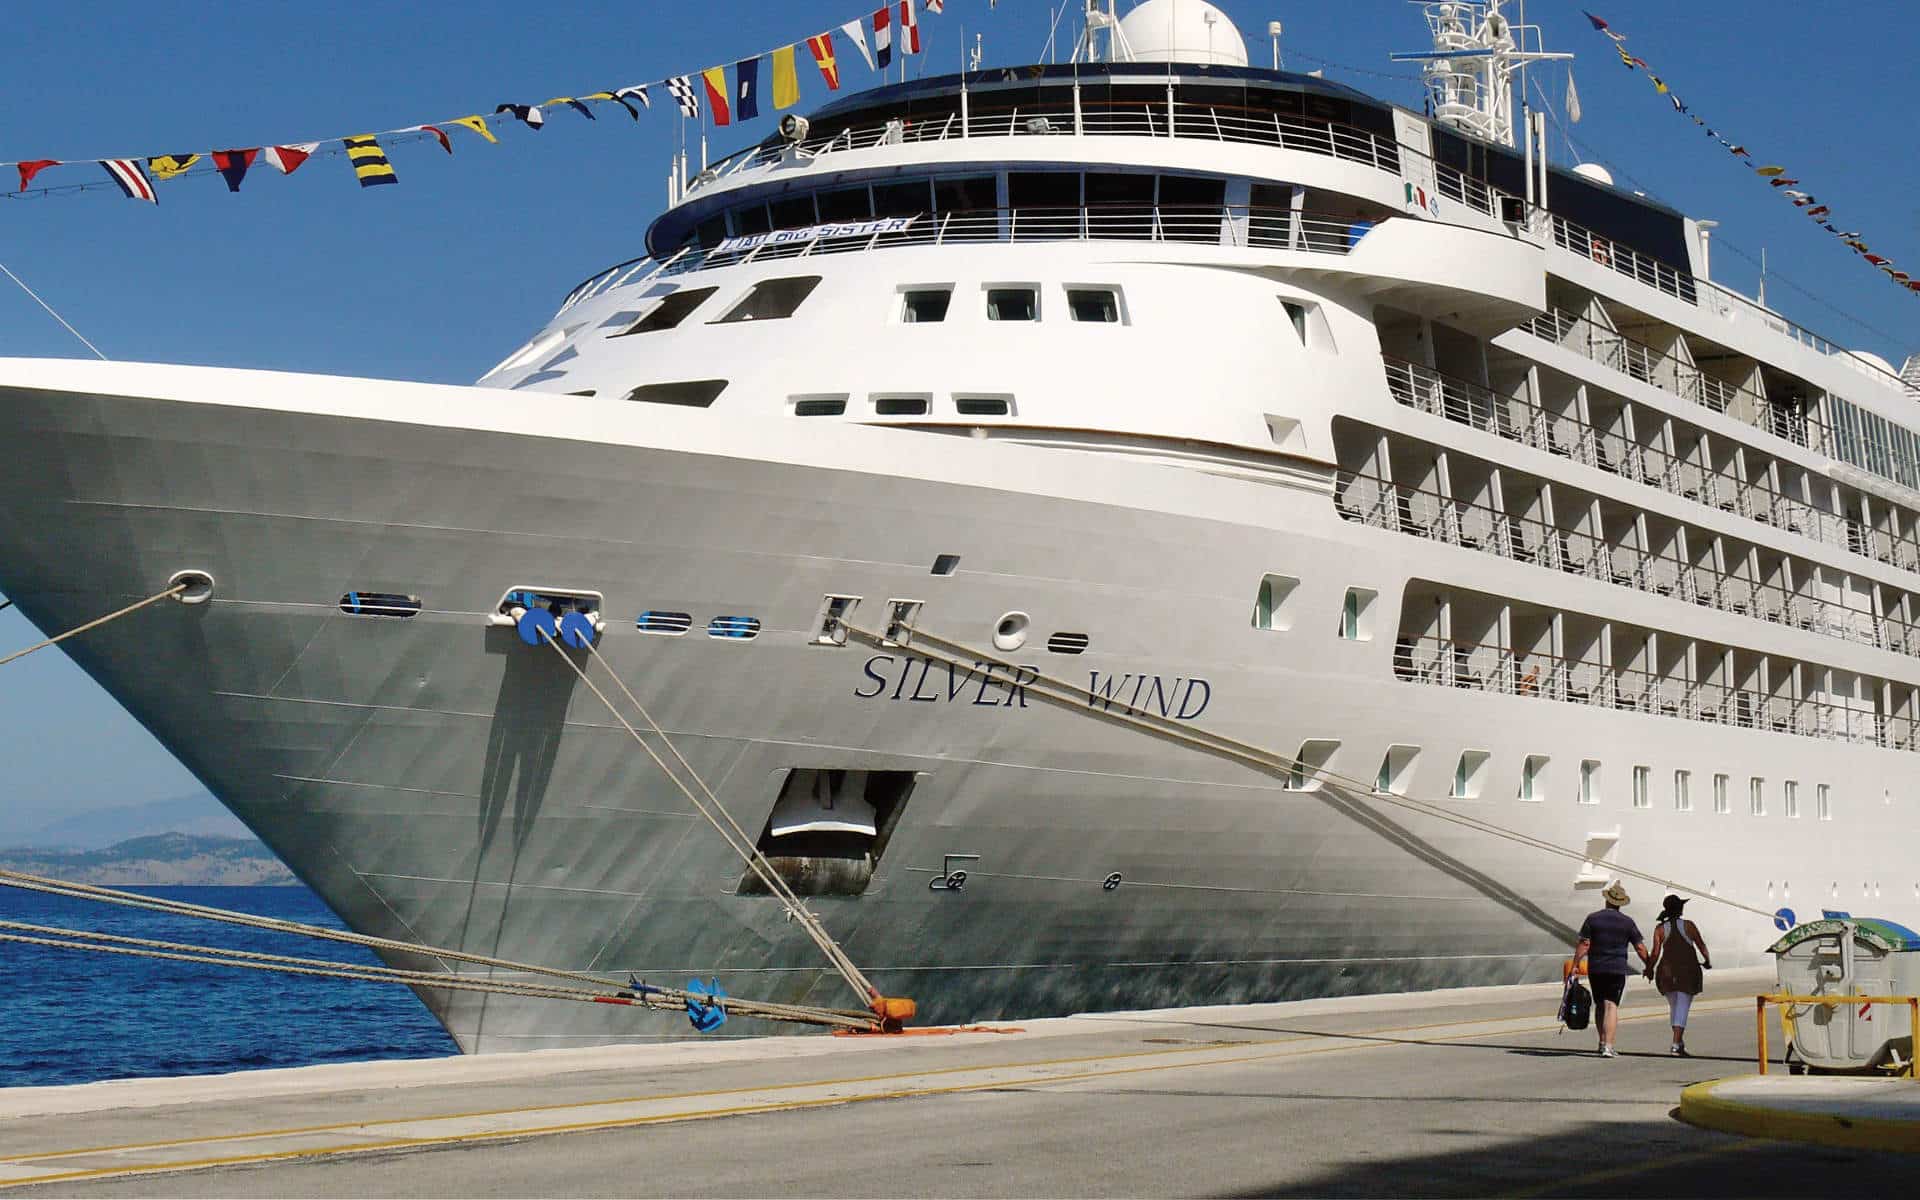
[0,873,876,1029]
[537,629,883,1009]
[0,583,186,670]
[856,623,1780,924]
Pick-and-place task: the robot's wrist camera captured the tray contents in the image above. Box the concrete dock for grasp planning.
[3,968,1911,1197]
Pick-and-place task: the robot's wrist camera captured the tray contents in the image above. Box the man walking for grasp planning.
[1572,881,1651,1058]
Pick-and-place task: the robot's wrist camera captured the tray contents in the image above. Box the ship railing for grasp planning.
[1335,468,1915,655]
[640,203,1384,279]
[705,99,1403,180]
[1393,635,1917,750]
[1547,214,1698,305]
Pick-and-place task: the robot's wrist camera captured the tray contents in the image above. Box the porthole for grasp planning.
[636,610,693,635]
[993,611,1030,651]
[931,554,961,576]
[339,591,421,618]
[707,616,761,640]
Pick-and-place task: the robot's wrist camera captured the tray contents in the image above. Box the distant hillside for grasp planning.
[0,833,296,886]
[0,793,249,851]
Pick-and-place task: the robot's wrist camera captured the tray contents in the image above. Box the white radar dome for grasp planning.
[1571,163,1615,187]
[1118,0,1250,68]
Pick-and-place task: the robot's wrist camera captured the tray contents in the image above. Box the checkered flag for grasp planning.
[666,75,699,118]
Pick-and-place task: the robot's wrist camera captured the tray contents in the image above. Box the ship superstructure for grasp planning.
[1,0,1916,1051]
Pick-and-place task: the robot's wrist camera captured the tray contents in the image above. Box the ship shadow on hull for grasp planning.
[477,628,582,857]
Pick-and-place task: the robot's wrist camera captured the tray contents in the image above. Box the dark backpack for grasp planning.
[1559,976,1592,1031]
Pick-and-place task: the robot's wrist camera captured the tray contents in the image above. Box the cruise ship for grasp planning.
[2,0,1917,1052]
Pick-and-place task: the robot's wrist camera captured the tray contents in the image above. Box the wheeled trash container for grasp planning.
[1769,917,1920,1073]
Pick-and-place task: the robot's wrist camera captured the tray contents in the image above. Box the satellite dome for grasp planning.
[1571,163,1615,188]
[1117,0,1249,68]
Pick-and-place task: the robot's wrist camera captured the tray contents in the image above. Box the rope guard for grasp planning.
[516,605,558,646]
[685,977,728,1032]
[870,995,917,1032]
[167,569,215,605]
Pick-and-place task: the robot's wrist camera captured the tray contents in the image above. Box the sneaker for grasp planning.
[1670,1045,1691,1058]
[1600,1045,1617,1058]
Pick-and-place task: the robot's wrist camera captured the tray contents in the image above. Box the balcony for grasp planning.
[1393,635,1915,751]
[1336,466,1907,656]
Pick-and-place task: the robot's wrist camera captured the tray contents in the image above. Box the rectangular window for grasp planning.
[873,395,931,416]
[1817,783,1831,821]
[1252,574,1298,631]
[954,395,1013,417]
[1674,770,1691,812]
[1451,750,1489,800]
[986,287,1039,322]
[620,287,716,334]
[1750,776,1766,816]
[1632,766,1650,810]
[1282,300,1309,343]
[624,380,728,407]
[791,394,847,416]
[1519,755,1547,802]
[1713,773,1730,814]
[1784,780,1800,819]
[714,276,822,324]
[1287,740,1339,792]
[902,288,953,323]
[1338,588,1376,641]
[1066,288,1120,323]
[1579,760,1600,805]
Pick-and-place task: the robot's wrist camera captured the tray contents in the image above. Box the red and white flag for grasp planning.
[900,0,921,53]
[263,143,317,175]
[872,4,893,70]
[924,0,943,11]
[100,158,156,203]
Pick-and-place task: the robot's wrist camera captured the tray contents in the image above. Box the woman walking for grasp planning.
[1646,894,1712,1056]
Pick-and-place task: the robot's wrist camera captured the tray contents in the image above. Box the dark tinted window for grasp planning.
[694,216,728,248]
[624,380,728,407]
[731,203,772,235]
[902,289,952,323]
[768,195,816,229]
[1086,172,1154,240]
[815,186,873,221]
[875,396,929,416]
[1158,175,1226,243]
[955,396,1010,416]
[339,592,421,618]
[934,176,997,214]
[621,288,715,334]
[1008,171,1080,208]
[1068,289,1119,323]
[987,288,1037,321]
[714,276,821,323]
[873,180,930,217]
[793,396,846,416]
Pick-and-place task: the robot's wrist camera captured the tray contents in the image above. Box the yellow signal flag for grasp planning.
[342,135,397,188]
[772,44,801,110]
[449,115,498,144]
[147,154,201,180]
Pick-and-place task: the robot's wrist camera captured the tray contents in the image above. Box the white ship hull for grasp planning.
[2,358,1908,1051]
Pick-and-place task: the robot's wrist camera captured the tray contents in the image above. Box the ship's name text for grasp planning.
[854,655,1211,720]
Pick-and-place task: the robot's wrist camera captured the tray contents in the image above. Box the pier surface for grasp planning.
[3,969,1910,1197]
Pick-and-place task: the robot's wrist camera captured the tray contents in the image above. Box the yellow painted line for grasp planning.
[1678,1077,1920,1154]
[0,997,1747,1190]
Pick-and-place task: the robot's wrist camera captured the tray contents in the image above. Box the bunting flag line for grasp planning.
[0,0,952,204]
[900,0,921,56]
[840,19,876,71]
[666,75,700,118]
[100,158,156,203]
[495,103,545,130]
[702,66,732,125]
[17,160,59,191]
[735,57,760,123]
[148,154,199,181]
[342,135,397,188]
[873,5,894,70]
[772,45,801,110]
[211,148,258,193]
[448,115,497,144]
[263,143,317,173]
[808,33,842,89]
[1583,12,1918,299]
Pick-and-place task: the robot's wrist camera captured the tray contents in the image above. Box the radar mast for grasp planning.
[1392,1,1570,147]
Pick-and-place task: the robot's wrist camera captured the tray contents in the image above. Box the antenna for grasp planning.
[1268,20,1284,71]
[1390,0,1571,147]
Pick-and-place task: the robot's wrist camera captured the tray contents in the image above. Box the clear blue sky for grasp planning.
[1,0,1914,828]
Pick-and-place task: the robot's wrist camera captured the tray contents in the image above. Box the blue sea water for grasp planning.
[0,885,458,1088]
